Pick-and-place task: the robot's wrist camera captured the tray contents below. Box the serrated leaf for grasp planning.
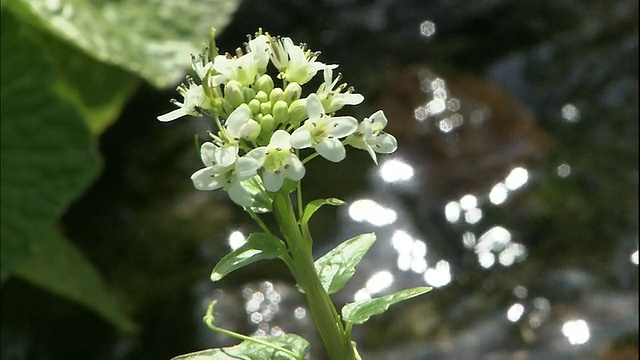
[211,233,286,282]
[0,10,101,280]
[314,233,376,295]
[6,0,241,88]
[342,287,432,325]
[299,198,345,227]
[172,334,310,360]
[15,229,135,332]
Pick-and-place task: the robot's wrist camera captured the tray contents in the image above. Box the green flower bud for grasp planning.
[258,114,276,139]
[243,87,256,103]
[288,99,308,125]
[272,100,290,124]
[255,90,269,104]
[221,98,235,115]
[269,87,284,103]
[283,82,302,103]
[255,74,274,94]
[248,99,261,115]
[224,80,245,108]
[260,101,272,115]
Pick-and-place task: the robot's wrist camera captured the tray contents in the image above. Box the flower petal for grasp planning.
[369,133,398,154]
[263,170,284,192]
[368,110,388,131]
[245,147,268,165]
[269,130,292,150]
[315,138,346,163]
[227,181,254,207]
[234,157,259,180]
[200,142,218,166]
[157,108,187,122]
[326,116,358,138]
[215,145,238,167]
[306,93,325,121]
[225,104,251,139]
[283,154,306,180]
[290,126,312,149]
[191,167,225,190]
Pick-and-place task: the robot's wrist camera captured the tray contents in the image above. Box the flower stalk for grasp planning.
[272,191,355,360]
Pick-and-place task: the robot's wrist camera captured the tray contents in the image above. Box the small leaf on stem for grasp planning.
[171,333,310,360]
[342,286,432,324]
[299,198,346,227]
[211,233,285,282]
[314,233,376,295]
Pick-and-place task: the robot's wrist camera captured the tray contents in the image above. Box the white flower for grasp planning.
[211,52,258,87]
[157,78,208,122]
[191,53,213,80]
[346,110,397,164]
[212,104,261,167]
[248,35,271,69]
[225,104,261,141]
[247,130,305,192]
[191,142,261,206]
[269,36,336,85]
[290,94,358,163]
[317,65,364,113]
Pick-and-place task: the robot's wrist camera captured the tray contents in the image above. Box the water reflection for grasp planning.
[419,20,436,38]
[348,198,397,226]
[561,103,580,123]
[379,158,414,183]
[504,166,529,191]
[562,319,591,345]
[227,230,246,250]
[506,303,525,322]
[423,260,451,288]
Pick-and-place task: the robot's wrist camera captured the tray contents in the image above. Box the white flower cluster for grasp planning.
[158,29,397,207]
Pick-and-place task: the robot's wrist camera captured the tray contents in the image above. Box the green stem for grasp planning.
[272,192,355,360]
[204,301,303,360]
[301,151,320,165]
[245,207,273,235]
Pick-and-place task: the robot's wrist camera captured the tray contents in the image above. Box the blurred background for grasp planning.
[1,0,638,359]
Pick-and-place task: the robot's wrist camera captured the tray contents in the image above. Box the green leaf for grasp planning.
[240,176,273,214]
[342,287,433,325]
[15,229,135,332]
[211,233,286,282]
[299,198,346,227]
[0,11,101,280]
[43,33,140,135]
[172,334,310,360]
[314,233,376,295]
[5,0,242,88]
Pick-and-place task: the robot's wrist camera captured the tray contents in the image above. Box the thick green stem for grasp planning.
[272,192,355,360]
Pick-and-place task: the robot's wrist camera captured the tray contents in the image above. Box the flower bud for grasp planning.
[260,101,272,115]
[288,99,308,125]
[258,114,276,138]
[255,74,274,94]
[255,90,269,104]
[272,100,290,124]
[221,98,235,115]
[284,82,302,103]
[243,87,256,103]
[224,80,245,108]
[248,99,261,115]
[269,87,284,103]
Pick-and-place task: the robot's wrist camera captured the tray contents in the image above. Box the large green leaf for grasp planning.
[341,287,432,325]
[210,233,286,282]
[172,334,310,360]
[15,229,135,332]
[5,0,241,88]
[43,33,141,135]
[314,233,376,295]
[0,10,101,279]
